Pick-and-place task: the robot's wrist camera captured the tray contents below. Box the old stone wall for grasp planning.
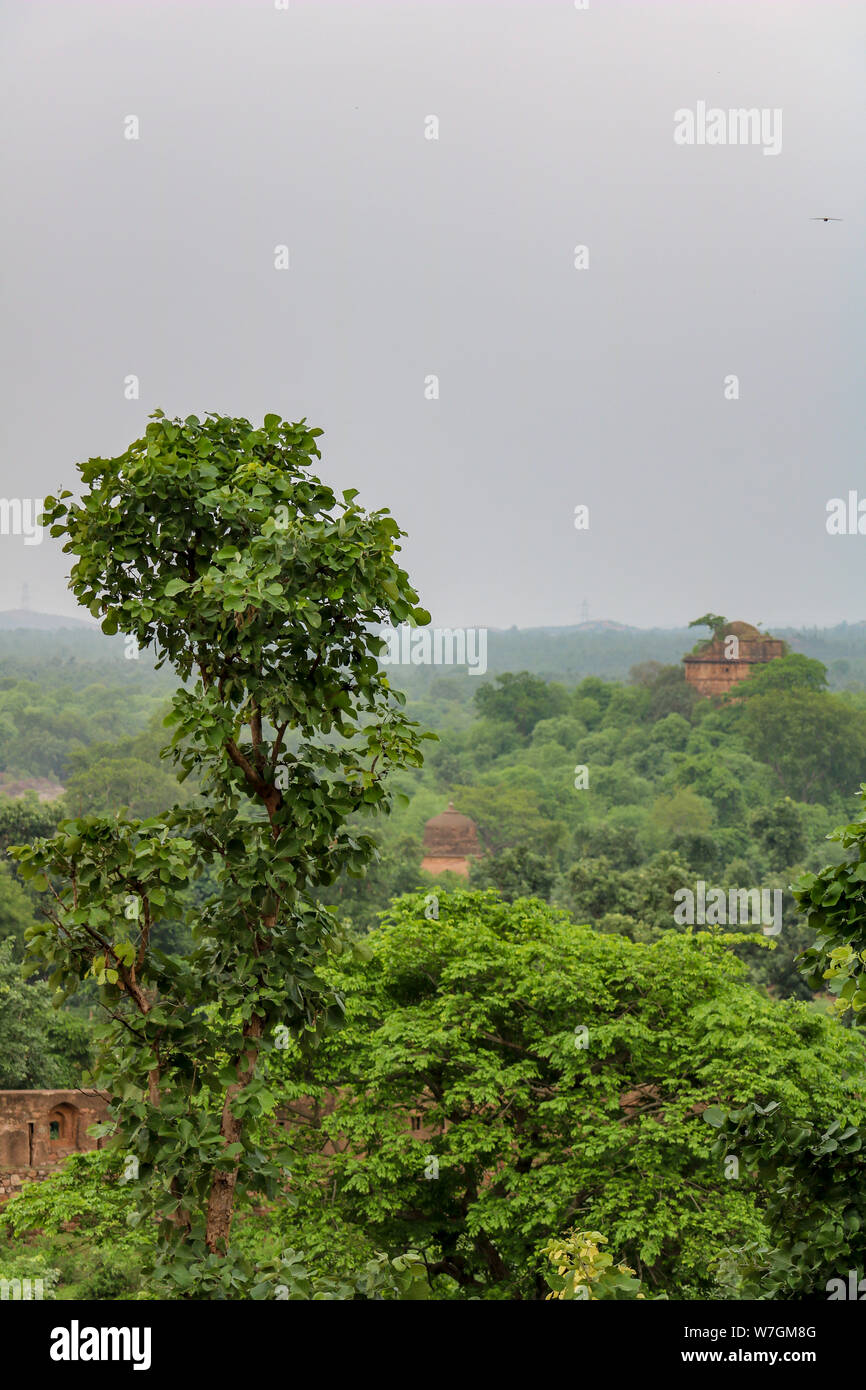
[0,1090,110,1170]
[0,1166,55,1203]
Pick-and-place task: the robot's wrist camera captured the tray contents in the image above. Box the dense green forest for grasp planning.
[4,612,866,1300]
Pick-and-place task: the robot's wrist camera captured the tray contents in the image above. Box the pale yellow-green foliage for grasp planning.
[541,1229,643,1301]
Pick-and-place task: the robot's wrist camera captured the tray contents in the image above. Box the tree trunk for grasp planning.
[205,1012,264,1254]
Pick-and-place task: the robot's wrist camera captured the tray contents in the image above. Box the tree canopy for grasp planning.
[274,889,866,1299]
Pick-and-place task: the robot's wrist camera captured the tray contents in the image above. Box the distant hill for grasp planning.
[0,609,94,630]
[0,614,865,694]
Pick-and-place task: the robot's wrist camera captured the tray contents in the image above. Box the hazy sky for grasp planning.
[1,0,863,629]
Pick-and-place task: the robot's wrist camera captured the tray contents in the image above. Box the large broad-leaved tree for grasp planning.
[271,890,866,1299]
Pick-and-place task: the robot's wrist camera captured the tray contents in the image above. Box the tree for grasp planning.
[555,848,696,937]
[540,1229,648,1300]
[688,614,728,648]
[628,661,665,689]
[530,715,588,749]
[573,821,643,871]
[793,787,866,1014]
[0,1145,429,1300]
[738,691,866,803]
[645,666,698,723]
[316,832,426,934]
[0,860,41,959]
[0,795,62,857]
[748,798,806,872]
[733,653,828,698]
[470,845,557,901]
[555,855,624,922]
[11,410,429,1292]
[662,748,755,825]
[473,672,569,738]
[0,940,92,1087]
[650,787,715,839]
[573,676,614,715]
[704,788,866,1297]
[61,756,184,819]
[705,1101,866,1299]
[447,784,563,857]
[275,890,866,1298]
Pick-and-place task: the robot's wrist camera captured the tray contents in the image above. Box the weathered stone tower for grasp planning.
[421,802,482,878]
[683,620,785,698]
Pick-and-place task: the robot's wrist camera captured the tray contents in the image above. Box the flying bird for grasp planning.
[810,217,843,222]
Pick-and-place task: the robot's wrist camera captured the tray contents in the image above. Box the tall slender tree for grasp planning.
[12,410,430,1292]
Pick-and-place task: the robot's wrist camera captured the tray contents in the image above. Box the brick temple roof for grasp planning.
[422,802,480,857]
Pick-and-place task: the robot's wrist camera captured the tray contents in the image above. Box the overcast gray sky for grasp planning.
[1,0,863,629]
